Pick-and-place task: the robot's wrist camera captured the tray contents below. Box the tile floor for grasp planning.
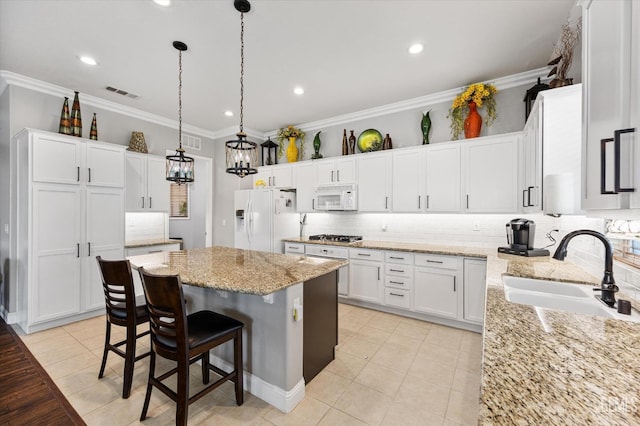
[15,304,482,425]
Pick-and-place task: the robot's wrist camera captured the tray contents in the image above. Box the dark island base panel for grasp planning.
[303,270,338,383]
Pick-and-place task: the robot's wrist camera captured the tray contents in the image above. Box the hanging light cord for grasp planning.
[239,11,245,134]
[178,48,183,150]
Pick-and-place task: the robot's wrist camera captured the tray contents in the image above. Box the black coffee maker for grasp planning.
[498,218,549,257]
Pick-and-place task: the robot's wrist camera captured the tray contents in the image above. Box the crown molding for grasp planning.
[210,125,264,141]
[0,70,217,140]
[264,67,550,136]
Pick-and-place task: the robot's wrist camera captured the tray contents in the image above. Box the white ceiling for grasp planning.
[0,0,576,135]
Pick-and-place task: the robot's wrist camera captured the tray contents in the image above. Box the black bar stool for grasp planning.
[138,267,244,426]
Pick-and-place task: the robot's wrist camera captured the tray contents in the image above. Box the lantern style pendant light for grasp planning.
[166,40,195,184]
[225,0,258,178]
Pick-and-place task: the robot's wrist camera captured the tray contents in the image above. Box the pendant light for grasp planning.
[166,40,195,184]
[225,0,258,178]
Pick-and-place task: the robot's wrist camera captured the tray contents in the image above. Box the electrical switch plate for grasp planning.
[472,221,481,231]
[293,302,303,321]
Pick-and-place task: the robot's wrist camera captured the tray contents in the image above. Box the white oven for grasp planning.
[304,245,349,296]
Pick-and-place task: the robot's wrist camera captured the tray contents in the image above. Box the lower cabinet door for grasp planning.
[463,259,487,324]
[414,266,458,319]
[349,259,382,303]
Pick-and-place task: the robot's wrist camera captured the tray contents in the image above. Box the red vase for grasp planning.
[464,101,482,139]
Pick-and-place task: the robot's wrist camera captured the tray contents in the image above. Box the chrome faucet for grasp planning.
[552,229,619,307]
[299,214,307,239]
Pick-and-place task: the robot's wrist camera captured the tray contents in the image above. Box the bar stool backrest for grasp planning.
[96,257,137,324]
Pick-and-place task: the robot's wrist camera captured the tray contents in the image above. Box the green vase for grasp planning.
[311,131,323,159]
[421,110,431,145]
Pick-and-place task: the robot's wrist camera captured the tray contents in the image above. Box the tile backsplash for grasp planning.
[303,212,640,301]
[125,212,168,243]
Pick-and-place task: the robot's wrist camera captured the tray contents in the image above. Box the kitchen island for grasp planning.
[127,246,347,413]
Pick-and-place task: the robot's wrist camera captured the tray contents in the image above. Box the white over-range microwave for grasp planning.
[313,184,358,211]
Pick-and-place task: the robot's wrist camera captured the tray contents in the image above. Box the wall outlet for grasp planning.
[381,224,387,232]
[472,221,481,231]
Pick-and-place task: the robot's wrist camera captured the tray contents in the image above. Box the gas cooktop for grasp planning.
[308,234,363,243]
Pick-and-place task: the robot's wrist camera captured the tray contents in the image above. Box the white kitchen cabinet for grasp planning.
[293,162,317,212]
[413,253,460,319]
[349,248,383,303]
[254,164,294,188]
[463,258,486,324]
[283,242,305,255]
[462,133,519,213]
[425,143,461,212]
[391,148,424,212]
[384,251,413,309]
[317,157,356,185]
[15,129,125,333]
[125,152,170,211]
[521,101,542,212]
[126,242,181,296]
[582,0,639,210]
[358,152,392,212]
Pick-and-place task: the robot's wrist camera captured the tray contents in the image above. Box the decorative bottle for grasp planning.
[90,113,98,140]
[58,97,71,135]
[342,129,348,155]
[70,91,82,137]
[383,133,393,150]
[421,110,431,144]
[348,130,356,155]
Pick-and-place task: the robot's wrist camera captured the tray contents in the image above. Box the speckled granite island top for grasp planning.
[288,238,640,423]
[127,246,347,296]
[125,238,182,248]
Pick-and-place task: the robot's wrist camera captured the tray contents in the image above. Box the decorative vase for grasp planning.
[383,133,393,150]
[311,131,323,159]
[58,97,71,135]
[128,131,148,153]
[71,91,82,137]
[90,113,98,140]
[348,130,356,154]
[286,136,299,163]
[464,101,482,139]
[421,110,431,144]
[342,129,349,155]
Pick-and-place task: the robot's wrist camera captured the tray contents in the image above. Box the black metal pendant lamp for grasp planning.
[225,0,258,178]
[166,40,195,184]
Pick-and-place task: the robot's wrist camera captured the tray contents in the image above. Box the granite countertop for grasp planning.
[127,246,347,296]
[125,238,183,249]
[288,237,640,422]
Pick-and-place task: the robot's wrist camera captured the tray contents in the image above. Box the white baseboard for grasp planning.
[0,306,18,324]
[209,354,305,413]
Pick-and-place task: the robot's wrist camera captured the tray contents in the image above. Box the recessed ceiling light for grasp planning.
[154,0,171,6]
[293,87,304,95]
[80,56,97,65]
[225,110,234,117]
[408,43,424,55]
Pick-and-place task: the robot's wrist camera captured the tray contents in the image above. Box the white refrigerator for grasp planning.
[234,188,298,254]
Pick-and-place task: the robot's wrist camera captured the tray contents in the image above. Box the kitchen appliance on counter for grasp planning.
[308,234,363,243]
[498,218,550,257]
[234,188,298,254]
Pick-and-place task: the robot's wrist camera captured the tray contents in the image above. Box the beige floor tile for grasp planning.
[366,314,401,333]
[381,399,446,426]
[370,342,418,374]
[82,388,150,426]
[325,351,368,380]
[47,351,100,380]
[53,364,114,395]
[23,333,79,356]
[18,325,69,345]
[385,333,424,353]
[318,408,368,425]
[305,370,352,406]
[353,361,405,397]
[456,349,482,374]
[338,336,382,360]
[395,375,451,419]
[418,342,460,368]
[391,322,429,340]
[353,325,392,346]
[337,327,355,347]
[424,327,464,350]
[408,354,457,388]
[451,368,481,397]
[460,331,482,354]
[445,389,479,425]
[333,381,393,425]
[191,393,271,425]
[62,315,105,334]
[263,396,330,426]
[35,341,97,367]
[66,376,122,416]
[339,316,368,333]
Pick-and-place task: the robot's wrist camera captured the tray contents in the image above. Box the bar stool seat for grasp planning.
[138,267,244,426]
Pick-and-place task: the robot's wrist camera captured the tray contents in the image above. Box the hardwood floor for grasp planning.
[0,317,85,425]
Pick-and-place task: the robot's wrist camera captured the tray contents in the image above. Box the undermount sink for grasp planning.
[503,276,640,323]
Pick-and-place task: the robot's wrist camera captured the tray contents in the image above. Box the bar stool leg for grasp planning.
[98,320,111,379]
[176,358,190,426]
[202,350,210,384]
[122,323,137,398]
[140,351,155,421]
[235,329,244,405]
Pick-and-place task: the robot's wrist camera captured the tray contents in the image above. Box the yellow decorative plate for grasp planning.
[357,129,383,152]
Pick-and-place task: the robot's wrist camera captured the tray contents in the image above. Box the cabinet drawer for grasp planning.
[384,288,411,309]
[385,251,414,264]
[384,263,413,278]
[349,248,383,261]
[414,253,458,269]
[284,243,304,254]
[385,276,413,289]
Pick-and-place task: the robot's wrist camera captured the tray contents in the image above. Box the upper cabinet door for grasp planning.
[32,133,81,185]
[125,152,147,211]
[271,165,293,188]
[358,153,391,212]
[85,143,125,188]
[392,148,423,212]
[425,144,461,212]
[334,158,356,184]
[294,162,317,212]
[146,156,170,211]
[462,134,519,213]
[582,0,636,209]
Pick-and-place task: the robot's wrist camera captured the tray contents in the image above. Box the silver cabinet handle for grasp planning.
[337,170,340,181]
[389,292,404,297]
[389,268,404,273]
[466,194,469,209]
[418,195,421,209]
[453,276,456,292]
[357,253,371,256]
[88,242,91,256]
[377,266,380,280]
[426,195,429,209]
[142,197,145,208]
[88,167,91,183]
[77,166,80,182]
[76,243,80,258]
[389,256,404,260]
[148,250,163,253]
[149,197,152,209]
[389,280,404,285]
[331,170,334,182]
[272,176,276,186]
[385,196,388,209]
[426,259,443,264]
[312,199,315,210]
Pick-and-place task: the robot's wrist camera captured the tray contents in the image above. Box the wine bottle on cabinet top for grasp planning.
[342,129,348,155]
